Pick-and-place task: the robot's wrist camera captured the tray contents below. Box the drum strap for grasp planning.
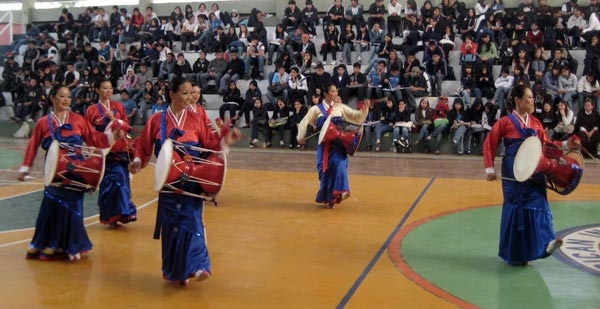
[318,103,333,172]
[96,101,118,128]
[508,113,537,140]
[48,114,73,142]
[508,113,538,232]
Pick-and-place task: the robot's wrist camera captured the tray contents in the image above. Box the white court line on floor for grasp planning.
[0,197,158,246]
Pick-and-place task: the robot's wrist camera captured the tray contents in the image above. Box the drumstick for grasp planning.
[500,177,519,182]
[578,145,600,162]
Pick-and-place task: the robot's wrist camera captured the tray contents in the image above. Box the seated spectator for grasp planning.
[119,90,138,124]
[460,64,480,106]
[354,23,370,64]
[476,33,497,68]
[425,53,448,97]
[249,98,271,148]
[427,96,450,155]
[367,61,386,107]
[402,66,429,110]
[448,98,470,155]
[325,0,346,31]
[387,0,403,37]
[558,66,580,113]
[75,43,98,72]
[368,0,386,30]
[301,0,319,37]
[219,81,243,125]
[553,100,575,140]
[289,99,308,149]
[171,53,194,82]
[219,52,245,95]
[157,52,176,81]
[308,63,331,101]
[283,0,302,30]
[269,98,291,147]
[383,65,403,104]
[348,63,367,108]
[414,98,434,151]
[268,24,288,65]
[492,67,514,111]
[288,67,309,106]
[151,95,167,115]
[234,80,262,128]
[392,99,412,152]
[198,13,224,51]
[339,24,356,66]
[138,81,158,124]
[577,72,600,115]
[363,33,394,74]
[244,35,266,80]
[362,101,380,151]
[266,65,290,108]
[373,97,397,152]
[118,17,138,45]
[322,23,340,65]
[180,16,199,52]
[97,40,114,71]
[120,67,139,97]
[368,23,385,61]
[193,50,210,85]
[200,50,228,92]
[574,98,600,158]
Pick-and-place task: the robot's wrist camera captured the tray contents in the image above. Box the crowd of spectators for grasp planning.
[1,0,599,156]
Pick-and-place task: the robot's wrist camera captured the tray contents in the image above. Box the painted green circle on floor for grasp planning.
[0,147,24,170]
[399,201,600,309]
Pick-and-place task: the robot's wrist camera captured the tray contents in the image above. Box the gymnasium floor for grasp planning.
[0,137,599,308]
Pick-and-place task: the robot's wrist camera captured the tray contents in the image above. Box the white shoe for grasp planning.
[330,61,336,66]
[546,238,563,254]
[251,138,259,145]
[68,253,81,262]
[357,56,362,63]
[195,269,211,281]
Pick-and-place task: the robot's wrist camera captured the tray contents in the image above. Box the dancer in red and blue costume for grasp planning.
[18,85,116,261]
[85,79,137,228]
[130,77,240,286]
[297,84,369,208]
[484,85,581,266]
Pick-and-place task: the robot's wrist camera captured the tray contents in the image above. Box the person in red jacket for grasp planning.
[484,84,580,266]
[86,79,136,228]
[19,85,117,261]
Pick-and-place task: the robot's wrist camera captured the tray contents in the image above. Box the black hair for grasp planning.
[49,84,69,100]
[170,76,191,93]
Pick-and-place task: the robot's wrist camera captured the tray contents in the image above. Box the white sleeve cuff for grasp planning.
[104,130,115,146]
[133,157,141,164]
[485,167,496,174]
[19,166,30,173]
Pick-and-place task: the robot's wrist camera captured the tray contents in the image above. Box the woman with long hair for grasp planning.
[130,77,240,285]
[19,85,116,261]
[86,79,136,228]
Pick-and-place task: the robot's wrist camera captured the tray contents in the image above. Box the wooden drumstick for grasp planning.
[578,145,599,162]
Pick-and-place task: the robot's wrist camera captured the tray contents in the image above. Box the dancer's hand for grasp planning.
[297,137,305,145]
[567,135,581,151]
[224,128,242,145]
[129,161,141,174]
[486,172,497,181]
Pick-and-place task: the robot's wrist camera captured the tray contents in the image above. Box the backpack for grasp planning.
[395,136,412,153]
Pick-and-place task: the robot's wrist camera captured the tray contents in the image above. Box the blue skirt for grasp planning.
[98,158,137,224]
[316,143,350,204]
[498,141,556,264]
[157,193,210,281]
[30,187,93,255]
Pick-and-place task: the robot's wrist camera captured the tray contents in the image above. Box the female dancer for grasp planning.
[86,79,136,228]
[297,84,369,208]
[484,84,580,266]
[130,77,240,285]
[19,85,117,261]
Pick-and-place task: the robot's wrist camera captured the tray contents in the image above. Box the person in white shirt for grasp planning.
[567,7,587,48]
[287,67,308,105]
[583,11,600,40]
[387,0,403,37]
[181,16,199,52]
[492,67,514,111]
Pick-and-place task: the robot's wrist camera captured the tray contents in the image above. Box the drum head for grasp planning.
[514,136,542,182]
[318,115,332,145]
[347,125,364,156]
[44,140,61,186]
[154,139,174,192]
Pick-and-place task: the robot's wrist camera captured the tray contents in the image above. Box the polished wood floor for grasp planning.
[0,139,599,308]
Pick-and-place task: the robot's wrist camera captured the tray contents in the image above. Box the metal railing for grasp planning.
[0,11,13,46]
